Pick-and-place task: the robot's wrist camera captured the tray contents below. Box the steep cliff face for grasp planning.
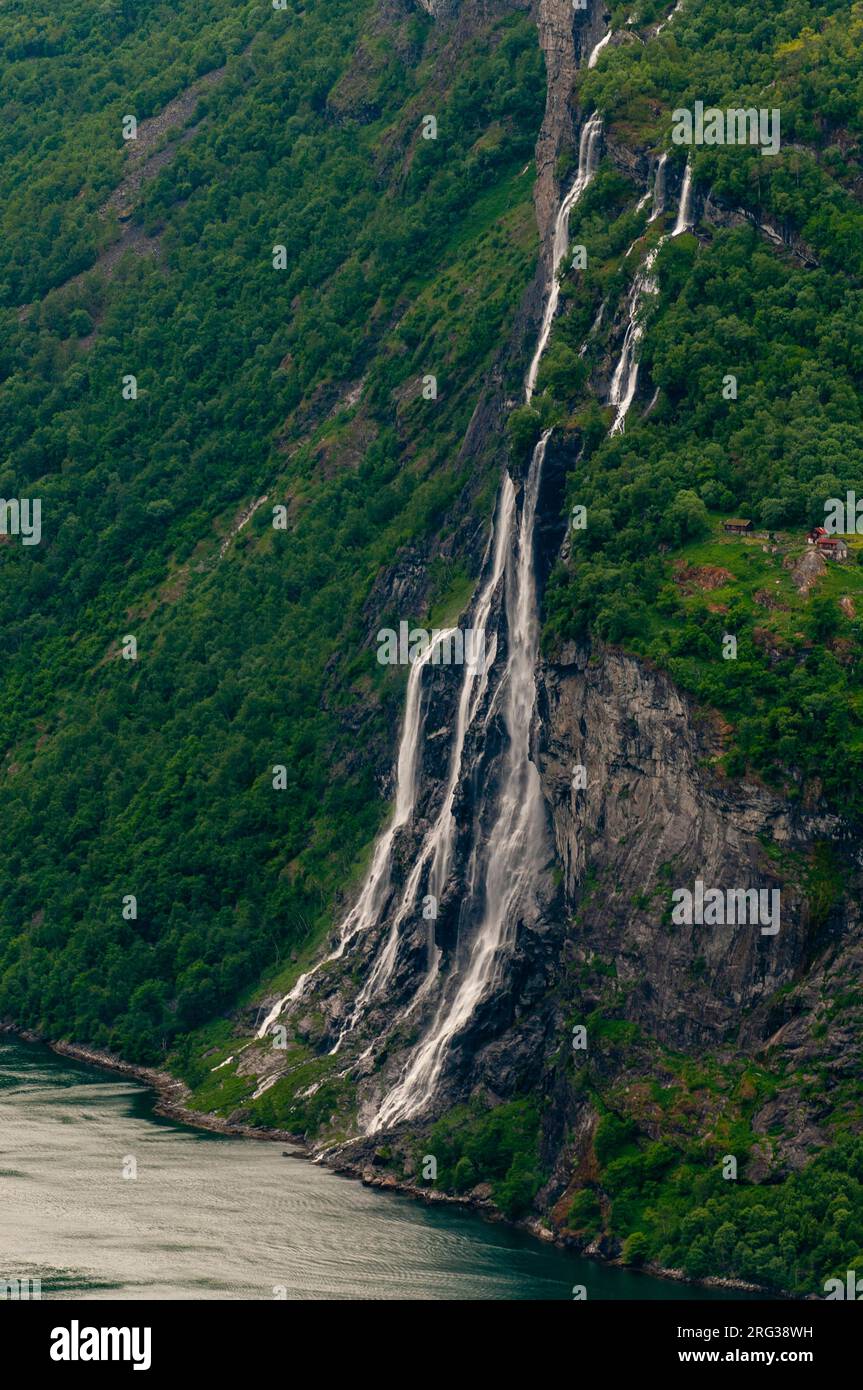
[306,627,861,1216]
[534,644,862,1187]
[537,643,843,1048]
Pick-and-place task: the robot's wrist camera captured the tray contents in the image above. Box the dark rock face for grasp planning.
[535,1,610,256]
[537,643,843,1045]
[531,642,862,1198]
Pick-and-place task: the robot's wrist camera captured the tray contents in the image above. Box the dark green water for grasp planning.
[0,1037,755,1301]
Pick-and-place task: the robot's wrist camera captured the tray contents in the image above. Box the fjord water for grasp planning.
[0,1037,751,1302]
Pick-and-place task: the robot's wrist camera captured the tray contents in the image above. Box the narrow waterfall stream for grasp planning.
[671,158,694,237]
[525,112,603,401]
[650,152,668,221]
[588,30,612,68]
[609,157,693,435]
[656,0,685,33]
[256,632,453,1038]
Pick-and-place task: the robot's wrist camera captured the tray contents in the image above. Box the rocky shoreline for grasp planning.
[2,1022,771,1299]
[326,1147,769,1298]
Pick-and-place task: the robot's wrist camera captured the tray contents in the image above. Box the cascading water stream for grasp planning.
[525,112,603,401]
[258,94,605,1120]
[369,115,604,1131]
[588,31,612,69]
[671,158,693,237]
[609,157,692,435]
[263,125,689,1130]
[256,631,452,1039]
[649,152,668,222]
[330,484,515,1051]
[608,254,658,435]
[655,0,685,34]
[371,433,550,1131]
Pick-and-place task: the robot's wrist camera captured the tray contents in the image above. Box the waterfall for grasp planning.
[367,114,604,1130]
[649,152,668,221]
[608,252,658,435]
[671,158,693,236]
[525,112,603,401]
[371,434,550,1132]
[329,485,515,1051]
[579,300,605,356]
[656,0,684,33]
[256,631,451,1039]
[609,158,692,434]
[588,31,612,69]
[254,68,604,1109]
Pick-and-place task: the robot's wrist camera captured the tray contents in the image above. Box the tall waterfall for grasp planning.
[256,631,452,1039]
[371,433,550,1131]
[525,112,603,401]
[257,102,604,1122]
[609,157,693,434]
[365,114,603,1130]
[330,489,514,1051]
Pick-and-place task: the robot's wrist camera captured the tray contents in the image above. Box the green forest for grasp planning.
[0,0,542,1059]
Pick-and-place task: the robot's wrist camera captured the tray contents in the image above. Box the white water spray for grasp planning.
[609,158,692,434]
[656,0,684,34]
[256,88,605,1117]
[649,152,668,222]
[671,158,693,237]
[372,434,550,1131]
[525,112,603,401]
[588,31,612,68]
[330,488,514,1050]
[256,633,450,1039]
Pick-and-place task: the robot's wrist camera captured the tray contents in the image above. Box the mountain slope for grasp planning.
[0,0,543,1054]
[3,0,863,1299]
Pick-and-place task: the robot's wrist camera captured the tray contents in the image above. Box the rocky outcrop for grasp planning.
[537,642,846,1047]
